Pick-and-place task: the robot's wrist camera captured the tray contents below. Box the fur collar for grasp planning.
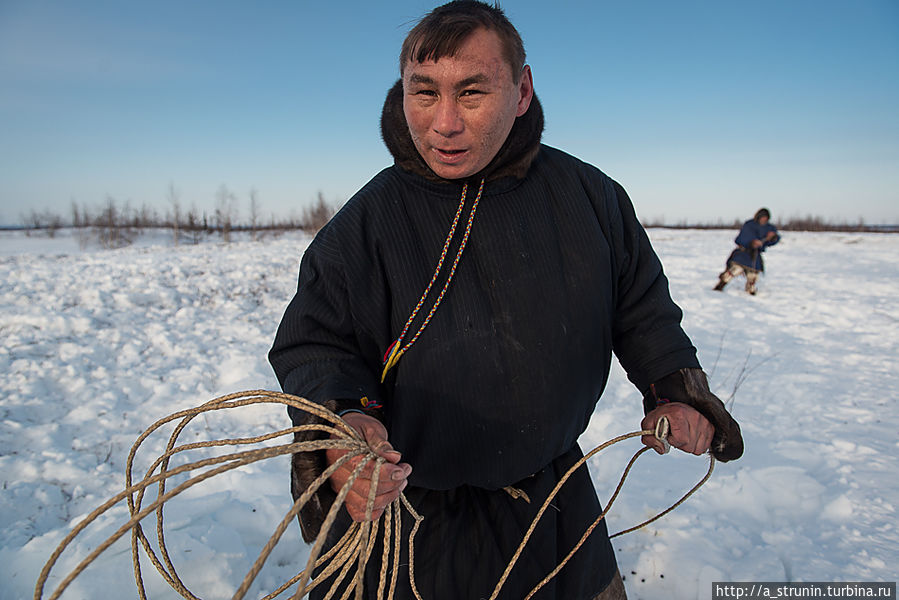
[380,79,544,183]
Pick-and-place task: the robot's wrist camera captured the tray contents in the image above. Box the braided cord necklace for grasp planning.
[380,178,486,382]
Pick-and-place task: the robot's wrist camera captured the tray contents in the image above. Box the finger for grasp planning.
[672,414,711,455]
[340,413,402,462]
[684,424,706,454]
[682,430,703,455]
[358,469,409,496]
[326,446,385,472]
[640,413,665,455]
[667,418,697,453]
[344,480,408,522]
[356,422,390,451]
[346,479,407,508]
[344,492,387,522]
[370,439,403,463]
[641,433,666,455]
[331,459,411,493]
[330,456,411,484]
[685,412,714,455]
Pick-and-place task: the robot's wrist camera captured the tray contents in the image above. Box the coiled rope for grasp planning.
[34,390,713,600]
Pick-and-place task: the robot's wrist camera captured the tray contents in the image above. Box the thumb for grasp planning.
[356,420,402,464]
[370,438,402,464]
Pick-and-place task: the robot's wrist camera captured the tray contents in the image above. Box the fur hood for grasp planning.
[379,79,545,183]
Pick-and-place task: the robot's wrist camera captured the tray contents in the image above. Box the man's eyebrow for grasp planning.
[457,74,489,87]
[406,73,490,87]
[408,73,436,85]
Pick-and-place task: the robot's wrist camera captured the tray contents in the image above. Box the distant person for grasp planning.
[714,208,780,295]
[270,2,744,598]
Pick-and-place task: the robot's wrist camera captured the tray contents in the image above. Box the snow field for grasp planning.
[1,228,897,599]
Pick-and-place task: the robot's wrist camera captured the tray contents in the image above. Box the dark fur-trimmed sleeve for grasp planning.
[642,368,743,461]
[288,399,385,542]
[270,222,386,541]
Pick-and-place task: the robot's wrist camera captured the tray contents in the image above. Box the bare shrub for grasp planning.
[22,209,63,238]
[302,192,337,233]
[95,196,133,249]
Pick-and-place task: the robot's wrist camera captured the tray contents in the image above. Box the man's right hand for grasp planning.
[326,412,412,521]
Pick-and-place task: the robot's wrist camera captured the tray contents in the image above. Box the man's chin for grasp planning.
[427,161,479,181]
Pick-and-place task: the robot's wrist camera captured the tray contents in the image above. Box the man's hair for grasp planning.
[400,1,526,82]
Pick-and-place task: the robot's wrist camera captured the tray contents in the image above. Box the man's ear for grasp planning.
[516,65,534,117]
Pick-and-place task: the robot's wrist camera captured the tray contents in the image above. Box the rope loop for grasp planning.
[33,390,424,600]
[34,390,712,600]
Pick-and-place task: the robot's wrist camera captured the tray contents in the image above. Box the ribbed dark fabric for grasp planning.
[270,143,698,490]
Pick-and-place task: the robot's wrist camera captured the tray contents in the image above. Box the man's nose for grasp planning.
[432,98,463,137]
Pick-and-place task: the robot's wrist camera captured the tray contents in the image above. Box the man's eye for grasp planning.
[416,89,437,97]
[460,89,483,97]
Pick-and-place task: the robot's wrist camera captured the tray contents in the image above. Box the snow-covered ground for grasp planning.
[1,227,896,599]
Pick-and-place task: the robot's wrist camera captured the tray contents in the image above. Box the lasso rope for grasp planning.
[488,422,715,600]
[34,390,713,600]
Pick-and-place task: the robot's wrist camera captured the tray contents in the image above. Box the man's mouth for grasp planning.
[434,148,468,163]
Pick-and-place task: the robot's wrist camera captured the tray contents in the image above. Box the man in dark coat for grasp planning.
[714,208,781,295]
[269,2,744,598]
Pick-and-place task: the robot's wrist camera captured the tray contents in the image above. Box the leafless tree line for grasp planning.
[20,194,894,245]
[641,214,895,233]
[20,186,340,247]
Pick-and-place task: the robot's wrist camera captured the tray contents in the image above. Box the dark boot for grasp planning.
[745,273,758,295]
[714,268,733,291]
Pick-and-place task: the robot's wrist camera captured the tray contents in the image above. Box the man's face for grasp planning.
[402,28,533,180]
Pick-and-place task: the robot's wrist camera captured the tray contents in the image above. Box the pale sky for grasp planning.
[1,0,897,226]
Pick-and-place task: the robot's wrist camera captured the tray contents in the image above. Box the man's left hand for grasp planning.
[641,403,714,456]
